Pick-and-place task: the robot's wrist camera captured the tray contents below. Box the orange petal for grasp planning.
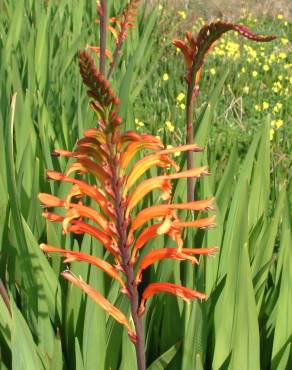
[122,153,179,196]
[130,223,182,261]
[42,211,64,222]
[83,128,107,144]
[138,282,207,316]
[172,39,193,71]
[174,216,216,229]
[52,149,74,157]
[38,193,65,207]
[67,222,119,257]
[88,46,113,62]
[130,199,214,234]
[41,244,125,288]
[135,248,199,284]
[47,170,114,219]
[61,271,136,341]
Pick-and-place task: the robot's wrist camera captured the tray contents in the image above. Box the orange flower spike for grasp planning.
[61,271,136,342]
[138,282,207,316]
[41,244,125,289]
[135,248,199,284]
[88,46,113,62]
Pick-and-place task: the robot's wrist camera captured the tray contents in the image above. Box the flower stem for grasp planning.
[110,149,146,370]
[99,0,107,75]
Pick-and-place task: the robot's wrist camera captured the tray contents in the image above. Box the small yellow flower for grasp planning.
[178,10,186,19]
[284,63,291,69]
[252,70,258,77]
[279,52,287,59]
[281,38,289,45]
[163,73,169,81]
[176,93,185,102]
[180,103,186,110]
[270,128,275,141]
[243,86,249,94]
[255,104,261,111]
[165,120,175,132]
[277,14,283,20]
[278,75,283,81]
[272,119,283,129]
[262,102,269,110]
[158,4,163,10]
[135,118,139,124]
[263,64,270,72]
[241,67,246,73]
[210,68,216,75]
[137,121,144,127]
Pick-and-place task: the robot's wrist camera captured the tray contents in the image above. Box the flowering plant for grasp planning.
[39,2,276,369]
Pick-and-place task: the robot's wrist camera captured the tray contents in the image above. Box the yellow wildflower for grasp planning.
[279,52,287,59]
[281,38,289,45]
[163,73,169,81]
[255,104,261,111]
[241,67,246,73]
[263,64,270,72]
[137,121,144,127]
[243,86,249,94]
[270,128,275,141]
[176,93,185,102]
[277,14,283,20]
[165,121,174,132]
[262,102,269,110]
[210,68,216,75]
[180,103,186,110]
[178,11,186,19]
[252,71,258,77]
[135,118,139,124]
[271,119,283,129]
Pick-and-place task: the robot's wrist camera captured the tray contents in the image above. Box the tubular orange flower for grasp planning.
[135,248,199,284]
[41,244,125,289]
[61,271,136,341]
[138,282,207,316]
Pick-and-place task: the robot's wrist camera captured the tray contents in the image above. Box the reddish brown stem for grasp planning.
[99,0,107,75]
[186,83,194,202]
[110,152,146,370]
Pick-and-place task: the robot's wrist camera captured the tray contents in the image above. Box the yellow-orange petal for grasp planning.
[122,153,179,196]
[174,216,216,229]
[66,157,109,184]
[125,178,172,218]
[38,193,65,207]
[41,244,125,288]
[61,271,135,340]
[157,143,203,155]
[120,141,164,169]
[135,248,198,284]
[83,128,107,144]
[138,282,207,316]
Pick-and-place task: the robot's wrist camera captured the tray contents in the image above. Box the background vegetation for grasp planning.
[0,0,291,369]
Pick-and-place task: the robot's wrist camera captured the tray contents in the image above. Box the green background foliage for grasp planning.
[0,0,291,369]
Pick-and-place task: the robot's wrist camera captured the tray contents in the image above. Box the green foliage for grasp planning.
[0,1,291,369]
